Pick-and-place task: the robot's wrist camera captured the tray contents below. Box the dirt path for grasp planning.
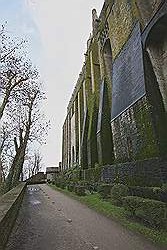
[6,184,164,250]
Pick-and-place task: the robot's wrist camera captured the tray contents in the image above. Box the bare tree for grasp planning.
[0,121,15,183]
[0,24,49,191]
[24,150,43,179]
[5,82,49,190]
[0,25,38,120]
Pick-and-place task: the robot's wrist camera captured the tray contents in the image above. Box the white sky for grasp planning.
[1,0,104,170]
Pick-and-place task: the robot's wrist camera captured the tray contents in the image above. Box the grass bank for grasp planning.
[49,184,167,247]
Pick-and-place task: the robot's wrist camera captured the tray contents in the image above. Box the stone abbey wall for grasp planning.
[61,0,167,182]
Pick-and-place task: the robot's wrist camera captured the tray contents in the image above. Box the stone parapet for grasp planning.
[0,183,26,250]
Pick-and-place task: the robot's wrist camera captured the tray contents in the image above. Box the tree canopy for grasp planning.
[0,25,49,192]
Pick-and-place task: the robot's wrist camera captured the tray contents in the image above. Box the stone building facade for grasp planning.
[61,0,167,181]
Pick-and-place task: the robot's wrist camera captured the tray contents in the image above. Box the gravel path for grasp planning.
[6,184,164,250]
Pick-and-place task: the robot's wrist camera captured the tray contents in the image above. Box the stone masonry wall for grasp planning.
[61,0,167,175]
[102,157,167,186]
[0,183,26,250]
[111,96,159,163]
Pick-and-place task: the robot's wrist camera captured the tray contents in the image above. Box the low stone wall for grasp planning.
[0,183,26,250]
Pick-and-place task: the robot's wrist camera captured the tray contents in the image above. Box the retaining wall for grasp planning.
[0,183,26,250]
[102,157,167,186]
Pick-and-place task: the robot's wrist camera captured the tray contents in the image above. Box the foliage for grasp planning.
[74,185,86,196]
[111,184,129,205]
[85,182,99,193]
[97,183,113,199]
[55,175,66,189]
[123,196,167,228]
[162,183,167,192]
[67,183,75,192]
[63,166,81,183]
[129,186,167,202]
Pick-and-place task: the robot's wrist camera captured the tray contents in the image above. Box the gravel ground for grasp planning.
[6,184,164,250]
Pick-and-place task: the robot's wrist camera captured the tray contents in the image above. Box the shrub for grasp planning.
[91,182,99,192]
[83,182,99,193]
[98,183,112,199]
[162,183,167,192]
[63,167,81,183]
[161,183,167,202]
[129,186,167,202]
[123,196,167,228]
[55,177,66,189]
[67,183,75,192]
[111,184,129,205]
[55,180,60,187]
[74,185,86,196]
[59,182,66,189]
[129,186,159,200]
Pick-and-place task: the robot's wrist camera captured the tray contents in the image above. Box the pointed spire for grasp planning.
[92,9,100,34]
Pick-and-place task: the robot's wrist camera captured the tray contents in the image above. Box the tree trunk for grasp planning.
[0,158,3,183]
[11,123,31,187]
[5,148,21,191]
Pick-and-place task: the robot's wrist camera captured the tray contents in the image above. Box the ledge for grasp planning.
[0,183,27,250]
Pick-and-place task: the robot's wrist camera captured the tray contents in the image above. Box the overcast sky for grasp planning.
[0,0,103,169]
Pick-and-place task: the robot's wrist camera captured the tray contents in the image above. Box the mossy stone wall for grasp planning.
[111,96,159,163]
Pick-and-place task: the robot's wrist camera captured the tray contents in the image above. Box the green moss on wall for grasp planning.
[90,40,101,106]
[134,101,159,160]
[134,0,162,28]
[111,97,159,163]
[108,0,136,60]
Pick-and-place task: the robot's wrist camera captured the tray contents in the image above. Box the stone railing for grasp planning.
[0,183,26,250]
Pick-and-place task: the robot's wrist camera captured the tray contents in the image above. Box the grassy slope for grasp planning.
[49,184,167,247]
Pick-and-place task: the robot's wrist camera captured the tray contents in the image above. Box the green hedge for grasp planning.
[123,196,167,228]
[162,183,167,192]
[74,185,86,196]
[129,186,167,202]
[55,176,67,189]
[111,184,129,205]
[98,183,113,199]
[67,183,75,192]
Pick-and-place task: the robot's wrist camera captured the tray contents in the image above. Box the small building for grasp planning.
[46,167,59,183]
